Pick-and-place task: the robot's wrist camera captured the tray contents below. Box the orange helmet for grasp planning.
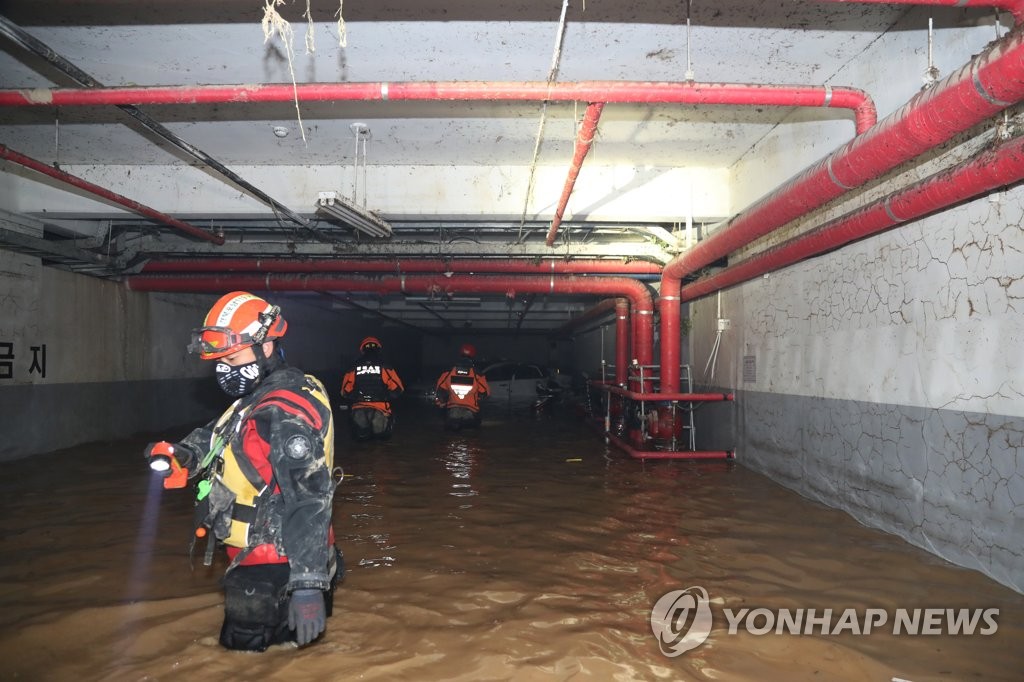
[360,336,382,353]
[188,291,287,360]
[460,343,476,359]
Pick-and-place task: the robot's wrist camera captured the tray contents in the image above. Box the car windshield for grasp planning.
[483,363,516,381]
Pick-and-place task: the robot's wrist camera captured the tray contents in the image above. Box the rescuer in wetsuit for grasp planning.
[145,291,341,652]
[434,343,490,430]
[340,336,405,441]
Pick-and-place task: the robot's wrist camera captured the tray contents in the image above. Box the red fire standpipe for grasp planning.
[680,133,1024,302]
[141,258,663,275]
[0,81,877,134]
[658,25,1024,393]
[615,299,630,387]
[125,273,656,368]
[546,102,606,246]
[0,144,223,245]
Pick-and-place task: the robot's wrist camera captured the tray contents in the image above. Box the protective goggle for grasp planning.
[187,326,253,356]
[187,305,281,357]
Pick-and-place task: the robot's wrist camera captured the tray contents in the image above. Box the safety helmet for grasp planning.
[360,336,382,353]
[188,291,287,360]
[460,343,476,359]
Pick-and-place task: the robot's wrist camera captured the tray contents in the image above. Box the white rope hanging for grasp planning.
[259,0,347,143]
[517,0,572,243]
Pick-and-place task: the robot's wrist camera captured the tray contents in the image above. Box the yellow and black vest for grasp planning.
[203,372,334,549]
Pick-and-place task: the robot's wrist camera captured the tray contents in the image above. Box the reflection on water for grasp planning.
[444,439,481,502]
[0,400,1022,681]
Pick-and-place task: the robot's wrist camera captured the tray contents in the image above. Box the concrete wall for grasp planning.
[696,189,1024,593]
[695,12,1023,592]
[0,255,369,460]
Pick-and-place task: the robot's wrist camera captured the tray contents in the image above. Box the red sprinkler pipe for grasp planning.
[658,25,1024,393]
[816,0,1024,23]
[680,132,1024,302]
[604,429,735,460]
[0,144,223,245]
[141,257,663,275]
[615,299,630,387]
[553,297,631,385]
[556,297,622,326]
[0,81,877,134]
[603,385,735,402]
[546,102,605,246]
[125,273,656,367]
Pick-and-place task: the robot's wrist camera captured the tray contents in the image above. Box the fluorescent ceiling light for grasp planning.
[316,191,393,238]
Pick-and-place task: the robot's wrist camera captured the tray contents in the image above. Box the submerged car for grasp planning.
[481,361,569,410]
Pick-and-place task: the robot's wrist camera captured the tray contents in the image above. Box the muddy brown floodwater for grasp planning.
[1,399,1021,681]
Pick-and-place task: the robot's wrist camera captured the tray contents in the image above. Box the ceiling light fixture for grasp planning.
[315,191,393,238]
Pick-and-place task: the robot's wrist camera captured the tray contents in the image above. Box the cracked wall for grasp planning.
[696,187,1024,592]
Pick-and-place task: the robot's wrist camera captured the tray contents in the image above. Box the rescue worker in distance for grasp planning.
[145,291,341,652]
[434,343,490,430]
[340,336,405,441]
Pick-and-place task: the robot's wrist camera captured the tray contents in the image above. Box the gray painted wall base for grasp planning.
[702,389,1024,594]
[0,377,221,460]
[0,367,339,461]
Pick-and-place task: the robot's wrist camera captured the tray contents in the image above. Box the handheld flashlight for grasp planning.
[149,441,189,489]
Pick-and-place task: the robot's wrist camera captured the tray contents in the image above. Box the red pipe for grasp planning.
[553,297,631,385]
[680,133,1024,302]
[0,81,877,134]
[817,0,1024,22]
[604,429,735,460]
[658,25,1024,392]
[125,273,656,367]
[602,385,735,402]
[546,102,605,246]
[0,144,224,245]
[555,296,623,330]
[615,299,630,387]
[141,257,663,275]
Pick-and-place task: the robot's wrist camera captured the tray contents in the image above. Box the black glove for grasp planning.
[288,589,326,646]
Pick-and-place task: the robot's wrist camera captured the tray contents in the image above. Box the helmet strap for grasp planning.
[252,338,273,375]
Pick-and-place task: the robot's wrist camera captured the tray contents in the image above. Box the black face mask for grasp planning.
[215,359,263,397]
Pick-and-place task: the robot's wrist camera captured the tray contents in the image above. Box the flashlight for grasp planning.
[149,441,188,489]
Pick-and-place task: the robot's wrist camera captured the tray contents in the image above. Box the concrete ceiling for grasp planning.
[0,1,910,168]
[0,1,996,332]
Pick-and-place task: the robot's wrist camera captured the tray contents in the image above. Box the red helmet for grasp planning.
[360,336,382,353]
[188,291,287,360]
[460,343,476,359]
